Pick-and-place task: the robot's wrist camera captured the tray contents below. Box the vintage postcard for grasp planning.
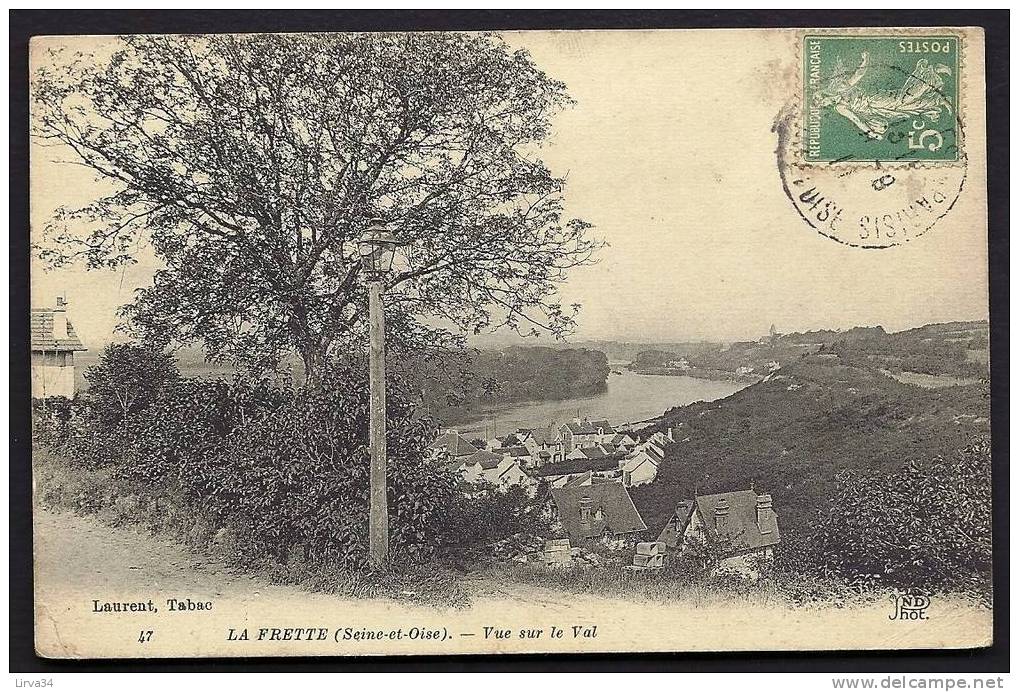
[29,27,992,658]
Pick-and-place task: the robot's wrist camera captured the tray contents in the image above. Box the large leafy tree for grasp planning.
[34,32,600,385]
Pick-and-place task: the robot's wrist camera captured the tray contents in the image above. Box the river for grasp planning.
[453,368,748,437]
[72,354,748,438]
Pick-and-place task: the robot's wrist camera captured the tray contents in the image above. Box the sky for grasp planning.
[30,30,989,349]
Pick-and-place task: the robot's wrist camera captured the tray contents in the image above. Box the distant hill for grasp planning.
[468,334,722,364]
[780,325,887,344]
[415,346,611,426]
[627,321,989,382]
[630,356,990,541]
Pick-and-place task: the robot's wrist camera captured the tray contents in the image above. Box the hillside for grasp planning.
[417,346,611,425]
[630,357,990,539]
[626,321,988,383]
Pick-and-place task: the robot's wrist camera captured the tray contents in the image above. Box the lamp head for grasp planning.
[357,219,400,277]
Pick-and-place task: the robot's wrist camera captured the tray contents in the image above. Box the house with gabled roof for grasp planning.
[551,481,647,544]
[430,430,480,461]
[31,297,88,399]
[460,449,504,482]
[558,418,601,452]
[520,425,565,466]
[619,443,664,487]
[459,449,536,493]
[610,432,638,453]
[657,490,780,575]
[493,444,540,470]
[645,428,676,449]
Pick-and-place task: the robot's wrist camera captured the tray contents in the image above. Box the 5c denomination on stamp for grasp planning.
[777,30,967,249]
[802,34,960,163]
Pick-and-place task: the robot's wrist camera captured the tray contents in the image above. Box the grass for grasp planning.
[33,446,989,613]
[477,559,833,610]
[478,560,779,607]
[475,558,989,613]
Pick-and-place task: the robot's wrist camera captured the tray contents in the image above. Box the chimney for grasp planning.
[579,496,593,524]
[714,497,730,531]
[756,494,774,534]
[667,427,676,442]
[52,296,69,340]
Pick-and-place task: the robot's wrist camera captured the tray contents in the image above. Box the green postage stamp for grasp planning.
[802,34,961,163]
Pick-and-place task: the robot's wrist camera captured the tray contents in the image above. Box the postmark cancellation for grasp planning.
[801,34,962,164]
[778,30,971,249]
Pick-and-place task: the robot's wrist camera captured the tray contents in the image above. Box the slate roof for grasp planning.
[694,490,780,550]
[464,449,504,470]
[562,421,598,435]
[579,446,608,460]
[529,427,555,446]
[496,445,530,458]
[430,432,480,457]
[31,310,87,352]
[642,444,665,463]
[647,431,673,447]
[657,501,696,549]
[590,420,616,434]
[551,482,647,541]
[563,470,593,488]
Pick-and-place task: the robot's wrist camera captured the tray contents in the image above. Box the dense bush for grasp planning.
[83,342,181,436]
[808,439,991,595]
[38,342,544,572]
[767,439,992,599]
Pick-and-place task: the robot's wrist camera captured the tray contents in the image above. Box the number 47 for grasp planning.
[908,119,944,151]
[138,630,154,644]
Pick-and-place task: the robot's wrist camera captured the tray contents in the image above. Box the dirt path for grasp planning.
[34,510,303,602]
[33,508,993,659]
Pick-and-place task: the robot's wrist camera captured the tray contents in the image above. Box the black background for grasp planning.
[9,9,1010,673]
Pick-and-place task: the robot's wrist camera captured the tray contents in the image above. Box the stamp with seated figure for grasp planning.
[777,31,968,248]
[802,34,961,163]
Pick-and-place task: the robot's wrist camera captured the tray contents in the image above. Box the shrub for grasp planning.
[83,342,181,441]
[37,344,544,573]
[806,439,991,595]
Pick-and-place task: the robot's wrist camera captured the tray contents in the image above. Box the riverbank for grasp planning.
[626,365,764,384]
[450,369,748,436]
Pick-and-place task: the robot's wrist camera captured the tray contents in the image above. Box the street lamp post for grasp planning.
[357,221,400,568]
